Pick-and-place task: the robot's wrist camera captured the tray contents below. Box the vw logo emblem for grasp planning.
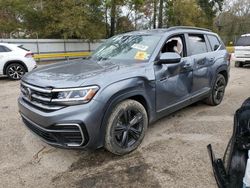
[24,87,32,100]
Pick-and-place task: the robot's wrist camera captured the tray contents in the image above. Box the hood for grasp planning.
[22,58,146,88]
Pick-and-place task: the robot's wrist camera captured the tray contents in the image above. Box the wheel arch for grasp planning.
[218,70,228,84]
[3,60,28,75]
[215,65,229,85]
[97,90,155,148]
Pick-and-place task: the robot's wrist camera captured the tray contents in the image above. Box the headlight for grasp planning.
[51,86,99,105]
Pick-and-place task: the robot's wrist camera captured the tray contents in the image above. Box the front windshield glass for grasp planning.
[236,36,250,46]
[91,34,162,62]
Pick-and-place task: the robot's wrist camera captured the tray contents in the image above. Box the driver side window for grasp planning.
[161,35,186,57]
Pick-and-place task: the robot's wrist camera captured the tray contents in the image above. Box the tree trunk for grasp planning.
[158,0,163,28]
[110,0,116,37]
[105,4,109,38]
[153,0,157,29]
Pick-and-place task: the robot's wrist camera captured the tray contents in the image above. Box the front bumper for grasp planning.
[233,57,250,63]
[18,97,105,149]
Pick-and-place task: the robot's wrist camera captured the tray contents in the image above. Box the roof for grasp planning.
[125,26,212,36]
[167,26,211,32]
[0,43,19,47]
[241,34,250,37]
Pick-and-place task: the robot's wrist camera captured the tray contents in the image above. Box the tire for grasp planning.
[104,99,148,155]
[235,61,243,68]
[6,63,26,80]
[205,74,226,106]
[241,98,250,107]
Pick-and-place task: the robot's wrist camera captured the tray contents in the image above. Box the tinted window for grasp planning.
[0,46,5,52]
[0,45,11,52]
[236,36,250,46]
[188,34,208,55]
[208,35,221,51]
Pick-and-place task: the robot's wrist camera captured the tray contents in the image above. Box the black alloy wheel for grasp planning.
[105,100,148,155]
[205,74,226,106]
[114,108,143,148]
[213,75,226,105]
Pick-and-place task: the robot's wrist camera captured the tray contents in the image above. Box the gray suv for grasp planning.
[18,27,230,155]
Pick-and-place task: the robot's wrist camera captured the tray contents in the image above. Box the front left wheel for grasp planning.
[6,63,26,80]
[104,99,148,155]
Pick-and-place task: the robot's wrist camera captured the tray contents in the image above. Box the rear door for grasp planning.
[186,33,212,97]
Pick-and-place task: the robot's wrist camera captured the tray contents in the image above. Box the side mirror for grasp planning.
[157,52,181,64]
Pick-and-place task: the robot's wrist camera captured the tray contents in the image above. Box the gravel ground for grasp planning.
[0,65,249,188]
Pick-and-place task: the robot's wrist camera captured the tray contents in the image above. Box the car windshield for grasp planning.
[236,36,250,46]
[91,34,162,62]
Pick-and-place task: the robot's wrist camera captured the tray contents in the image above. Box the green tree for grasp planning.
[166,0,204,27]
[197,0,224,28]
[0,0,28,37]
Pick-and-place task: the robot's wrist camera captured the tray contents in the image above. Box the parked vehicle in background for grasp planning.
[0,43,36,80]
[234,34,250,67]
[18,27,230,155]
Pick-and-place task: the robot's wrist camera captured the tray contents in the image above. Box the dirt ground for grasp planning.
[0,65,249,188]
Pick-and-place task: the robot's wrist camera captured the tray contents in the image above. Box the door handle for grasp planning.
[197,59,206,65]
[209,57,215,62]
[182,64,192,71]
[183,63,191,68]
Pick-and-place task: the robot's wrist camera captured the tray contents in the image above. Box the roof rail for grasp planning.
[167,26,211,32]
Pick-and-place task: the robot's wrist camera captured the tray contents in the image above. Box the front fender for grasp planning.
[93,77,156,147]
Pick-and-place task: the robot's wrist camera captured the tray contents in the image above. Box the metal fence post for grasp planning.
[36,33,40,62]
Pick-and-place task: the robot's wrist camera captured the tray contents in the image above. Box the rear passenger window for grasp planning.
[0,46,6,52]
[0,45,11,52]
[207,35,221,51]
[188,34,208,55]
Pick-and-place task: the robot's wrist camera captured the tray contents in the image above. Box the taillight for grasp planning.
[25,52,34,58]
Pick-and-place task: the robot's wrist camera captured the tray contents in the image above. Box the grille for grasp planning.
[22,115,85,147]
[60,132,83,146]
[20,82,63,111]
[22,117,57,143]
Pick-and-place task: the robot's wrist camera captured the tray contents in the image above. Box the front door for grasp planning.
[154,34,193,113]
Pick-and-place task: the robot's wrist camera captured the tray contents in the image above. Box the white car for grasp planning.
[0,43,37,80]
[234,34,250,67]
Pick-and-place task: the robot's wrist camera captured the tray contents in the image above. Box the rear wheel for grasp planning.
[205,74,226,106]
[104,99,148,155]
[235,61,243,67]
[6,63,26,80]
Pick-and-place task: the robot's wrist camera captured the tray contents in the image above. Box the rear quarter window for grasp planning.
[188,34,208,55]
[207,35,221,51]
[236,36,250,46]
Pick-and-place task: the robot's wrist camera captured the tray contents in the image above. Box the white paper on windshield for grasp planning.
[131,44,149,51]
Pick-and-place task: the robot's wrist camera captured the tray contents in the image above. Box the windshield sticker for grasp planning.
[134,51,149,61]
[131,44,149,51]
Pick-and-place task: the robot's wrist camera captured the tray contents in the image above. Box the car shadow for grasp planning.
[0,76,8,80]
[0,76,10,82]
